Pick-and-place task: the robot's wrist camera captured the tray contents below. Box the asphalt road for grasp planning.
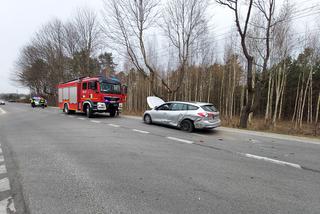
[0,103,319,214]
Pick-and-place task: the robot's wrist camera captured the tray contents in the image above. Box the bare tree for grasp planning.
[253,0,276,74]
[102,0,171,97]
[14,19,67,101]
[73,8,101,75]
[216,0,255,128]
[162,0,209,97]
[63,22,80,57]
[270,3,293,126]
[251,0,294,124]
[14,45,46,94]
[32,19,67,94]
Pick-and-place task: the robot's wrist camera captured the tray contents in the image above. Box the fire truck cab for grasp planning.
[58,76,126,118]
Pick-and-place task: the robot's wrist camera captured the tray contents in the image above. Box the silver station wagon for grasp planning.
[143,96,221,132]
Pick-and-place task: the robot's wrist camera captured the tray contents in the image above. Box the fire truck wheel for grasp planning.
[86,106,93,118]
[109,109,116,117]
[64,104,70,114]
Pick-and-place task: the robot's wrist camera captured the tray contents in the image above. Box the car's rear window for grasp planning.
[201,105,217,112]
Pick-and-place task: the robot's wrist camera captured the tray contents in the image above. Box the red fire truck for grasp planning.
[58,76,127,118]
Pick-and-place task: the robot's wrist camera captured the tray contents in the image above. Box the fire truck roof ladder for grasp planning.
[60,76,87,84]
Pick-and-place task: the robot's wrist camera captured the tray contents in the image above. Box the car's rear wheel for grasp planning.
[180,120,194,132]
[144,114,152,124]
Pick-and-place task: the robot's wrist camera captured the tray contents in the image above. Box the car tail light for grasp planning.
[197,112,207,117]
[208,113,215,119]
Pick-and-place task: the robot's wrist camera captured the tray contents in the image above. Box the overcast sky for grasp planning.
[0,0,102,94]
[0,0,318,94]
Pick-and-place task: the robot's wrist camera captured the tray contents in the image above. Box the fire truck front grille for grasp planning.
[105,97,120,102]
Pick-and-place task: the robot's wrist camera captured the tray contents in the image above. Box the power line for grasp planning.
[122,2,320,61]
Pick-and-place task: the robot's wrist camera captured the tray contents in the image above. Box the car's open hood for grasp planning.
[147,96,165,109]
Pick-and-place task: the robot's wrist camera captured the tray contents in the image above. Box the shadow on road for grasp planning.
[59,111,220,136]
[61,112,115,119]
[141,122,219,135]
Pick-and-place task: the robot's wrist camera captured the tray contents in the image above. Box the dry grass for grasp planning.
[122,110,144,117]
[222,116,320,139]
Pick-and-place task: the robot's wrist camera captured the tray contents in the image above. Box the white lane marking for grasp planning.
[0,148,2,154]
[0,108,6,115]
[0,156,4,162]
[0,178,10,192]
[78,118,85,120]
[0,165,7,174]
[132,129,149,134]
[0,197,16,213]
[108,124,120,128]
[90,120,101,124]
[244,153,302,169]
[167,137,193,144]
[68,115,74,118]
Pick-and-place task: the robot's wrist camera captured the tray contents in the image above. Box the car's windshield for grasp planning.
[100,82,121,94]
[201,105,217,112]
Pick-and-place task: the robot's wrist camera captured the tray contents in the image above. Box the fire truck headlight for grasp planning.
[97,102,106,110]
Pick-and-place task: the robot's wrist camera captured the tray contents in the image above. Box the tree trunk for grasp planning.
[278,73,286,120]
[240,57,254,128]
[272,63,286,127]
[292,74,301,123]
[207,70,212,102]
[240,85,245,123]
[308,72,313,123]
[299,68,312,128]
[220,69,224,116]
[230,60,236,119]
[265,71,272,122]
[315,91,320,136]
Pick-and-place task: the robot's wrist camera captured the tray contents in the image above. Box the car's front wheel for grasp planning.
[180,120,194,132]
[144,114,152,124]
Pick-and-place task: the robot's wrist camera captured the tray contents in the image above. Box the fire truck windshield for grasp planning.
[100,82,121,94]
